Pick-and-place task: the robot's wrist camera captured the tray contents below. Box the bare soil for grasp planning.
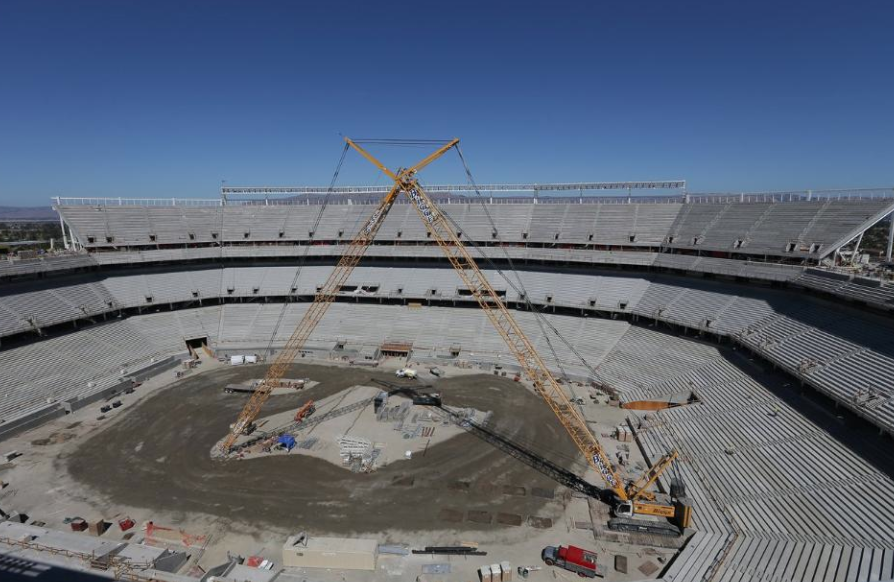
[64,363,581,536]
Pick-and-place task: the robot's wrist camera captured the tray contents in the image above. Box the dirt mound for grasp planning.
[66,363,580,535]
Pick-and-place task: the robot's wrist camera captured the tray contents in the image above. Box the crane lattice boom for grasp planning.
[220,185,401,452]
[221,139,458,454]
[219,137,688,527]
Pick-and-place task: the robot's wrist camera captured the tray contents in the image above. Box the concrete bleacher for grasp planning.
[57,197,893,261]
[0,266,654,326]
[739,308,894,433]
[0,252,96,278]
[599,326,894,582]
[794,268,894,309]
[0,303,629,425]
[207,302,629,378]
[40,196,893,318]
[4,241,823,306]
[0,195,887,582]
[3,264,894,436]
[1,300,891,581]
[0,318,184,424]
[58,200,686,249]
[664,199,893,257]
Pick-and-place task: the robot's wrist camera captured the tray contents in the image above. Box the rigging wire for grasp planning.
[214,183,229,341]
[260,143,350,359]
[351,138,453,144]
[437,145,606,385]
[433,195,574,381]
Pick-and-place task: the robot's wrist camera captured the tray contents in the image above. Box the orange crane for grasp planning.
[294,400,316,423]
[221,138,690,528]
[219,139,458,452]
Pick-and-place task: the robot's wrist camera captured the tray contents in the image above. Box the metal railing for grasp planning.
[687,187,894,204]
[221,180,687,196]
[53,185,894,208]
[53,197,223,207]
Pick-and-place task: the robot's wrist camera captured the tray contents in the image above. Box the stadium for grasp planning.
[1,144,893,582]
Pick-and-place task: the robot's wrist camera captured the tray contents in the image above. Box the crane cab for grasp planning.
[614,500,634,518]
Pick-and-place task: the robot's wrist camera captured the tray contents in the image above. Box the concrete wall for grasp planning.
[0,355,184,442]
[282,536,377,571]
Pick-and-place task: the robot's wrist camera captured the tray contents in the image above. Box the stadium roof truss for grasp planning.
[219,180,687,199]
[820,198,894,263]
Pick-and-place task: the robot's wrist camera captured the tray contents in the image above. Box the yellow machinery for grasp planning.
[221,138,690,528]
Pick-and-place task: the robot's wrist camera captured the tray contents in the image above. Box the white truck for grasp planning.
[396,368,417,379]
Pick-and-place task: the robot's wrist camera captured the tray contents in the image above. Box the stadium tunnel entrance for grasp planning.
[184,336,209,355]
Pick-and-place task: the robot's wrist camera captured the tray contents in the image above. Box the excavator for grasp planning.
[220,138,691,531]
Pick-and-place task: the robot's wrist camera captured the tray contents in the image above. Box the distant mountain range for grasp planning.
[0,206,57,221]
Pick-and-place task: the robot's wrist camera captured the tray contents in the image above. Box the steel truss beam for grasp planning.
[821,200,894,261]
[220,181,686,199]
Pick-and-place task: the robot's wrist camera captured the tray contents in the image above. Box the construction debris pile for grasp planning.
[376,395,492,442]
[336,435,380,472]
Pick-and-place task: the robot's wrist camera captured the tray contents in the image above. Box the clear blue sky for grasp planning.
[1,1,892,205]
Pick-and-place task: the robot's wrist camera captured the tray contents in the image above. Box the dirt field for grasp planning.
[64,362,584,536]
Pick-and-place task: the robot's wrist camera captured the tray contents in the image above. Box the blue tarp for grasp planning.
[278,434,296,450]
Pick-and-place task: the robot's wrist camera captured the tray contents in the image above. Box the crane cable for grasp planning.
[349,140,584,384]
[446,145,605,385]
[429,188,572,381]
[432,193,573,381]
[214,182,229,342]
[261,143,350,358]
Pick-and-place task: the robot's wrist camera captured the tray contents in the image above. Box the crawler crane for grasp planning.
[221,138,691,530]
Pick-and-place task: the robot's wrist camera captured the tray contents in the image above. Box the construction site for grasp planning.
[1,138,894,582]
[0,354,690,581]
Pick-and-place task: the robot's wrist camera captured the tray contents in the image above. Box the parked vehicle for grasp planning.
[541,545,604,578]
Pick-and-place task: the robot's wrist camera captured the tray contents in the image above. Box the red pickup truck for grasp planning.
[541,545,605,578]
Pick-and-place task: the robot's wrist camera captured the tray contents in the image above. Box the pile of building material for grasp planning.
[297,437,317,450]
[401,425,422,439]
[225,377,309,394]
[337,435,371,457]
[451,408,477,426]
[441,406,493,428]
[422,563,452,575]
[377,401,411,423]
[336,435,379,472]
[415,410,447,424]
[479,562,513,581]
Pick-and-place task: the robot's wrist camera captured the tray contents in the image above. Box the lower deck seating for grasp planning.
[1,305,892,581]
[0,318,184,423]
[600,326,894,582]
[3,266,894,436]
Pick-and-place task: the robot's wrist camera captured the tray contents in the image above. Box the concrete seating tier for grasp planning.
[3,266,894,435]
[57,198,894,260]
[603,326,894,582]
